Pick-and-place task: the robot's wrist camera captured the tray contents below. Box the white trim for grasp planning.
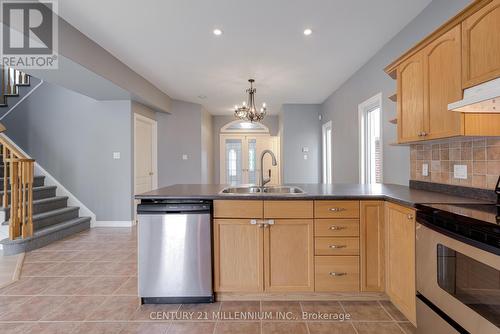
[322,121,332,184]
[0,80,44,121]
[0,133,97,225]
[358,93,383,184]
[92,221,135,228]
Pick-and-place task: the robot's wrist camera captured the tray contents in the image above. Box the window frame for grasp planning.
[322,121,333,184]
[358,93,383,184]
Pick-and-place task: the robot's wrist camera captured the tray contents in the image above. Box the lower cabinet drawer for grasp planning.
[315,219,360,237]
[315,256,360,292]
[315,237,360,256]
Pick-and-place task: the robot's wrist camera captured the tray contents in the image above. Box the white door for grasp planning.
[134,114,157,195]
[220,134,280,185]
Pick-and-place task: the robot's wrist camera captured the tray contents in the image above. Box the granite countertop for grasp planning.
[135,183,494,207]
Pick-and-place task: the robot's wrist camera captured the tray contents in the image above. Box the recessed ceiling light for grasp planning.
[303,28,313,36]
[213,28,223,36]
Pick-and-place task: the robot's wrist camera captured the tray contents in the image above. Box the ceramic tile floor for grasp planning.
[0,227,416,334]
[0,250,22,288]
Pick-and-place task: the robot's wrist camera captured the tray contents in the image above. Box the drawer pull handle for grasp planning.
[250,219,257,225]
[329,226,346,230]
[329,272,347,277]
[329,245,347,249]
[329,207,346,212]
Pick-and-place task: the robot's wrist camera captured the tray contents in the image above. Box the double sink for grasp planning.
[220,185,305,195]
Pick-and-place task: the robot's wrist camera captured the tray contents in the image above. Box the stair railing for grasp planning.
[0,139,34,239]
[0,66,34,240]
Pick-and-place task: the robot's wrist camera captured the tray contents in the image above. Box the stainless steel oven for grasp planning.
[416,223,499,333]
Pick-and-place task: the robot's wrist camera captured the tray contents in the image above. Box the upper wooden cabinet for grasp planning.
[397,53,425,142]
[462,0,500,88]
[423,25,463,140]
[387,0,500,142]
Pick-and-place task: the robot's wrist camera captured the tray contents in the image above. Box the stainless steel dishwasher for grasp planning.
[137,200,213,304]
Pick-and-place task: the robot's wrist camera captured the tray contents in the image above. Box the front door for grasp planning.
[220,134,280,186]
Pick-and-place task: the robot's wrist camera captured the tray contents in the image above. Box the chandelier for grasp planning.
[234,79,267,122]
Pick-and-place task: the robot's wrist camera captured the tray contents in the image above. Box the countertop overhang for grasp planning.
[135,183,493,208]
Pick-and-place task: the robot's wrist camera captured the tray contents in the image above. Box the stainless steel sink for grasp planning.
[220,186,305,195]
[220,186,262,194]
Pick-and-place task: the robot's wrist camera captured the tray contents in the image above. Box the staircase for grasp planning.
[0,67,91,255]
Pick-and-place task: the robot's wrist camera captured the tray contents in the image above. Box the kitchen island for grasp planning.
[136,183,493,325]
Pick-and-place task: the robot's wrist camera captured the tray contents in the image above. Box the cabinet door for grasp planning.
[423,25,463,140]
[264,219,314,291]
[397,53,425,142]
[462,0,500,88]
[214,219,264,292]
[360,201,384,292]
[385,203,416,325]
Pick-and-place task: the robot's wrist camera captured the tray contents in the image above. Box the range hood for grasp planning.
[448,77,500,113]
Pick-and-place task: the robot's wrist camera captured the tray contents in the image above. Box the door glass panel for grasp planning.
[248,139,257,185]
[225,139,242,185]
[437,244,500,327]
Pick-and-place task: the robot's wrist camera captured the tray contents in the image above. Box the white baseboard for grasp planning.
[92,221,135,228]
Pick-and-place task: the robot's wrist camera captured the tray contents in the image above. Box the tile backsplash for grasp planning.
[410,137,500,190]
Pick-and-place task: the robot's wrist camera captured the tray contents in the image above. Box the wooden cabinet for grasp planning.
[213,200,313,293]
[360,201,385,292]
[397,26,463,142]
[264,219,314,291]
[314,200,360,219]
[397,53,425,142]
[462,0,500,88]
[387,0,500,142]
[385,202,416,325]
[214,219,264,292]
[422,25,463,140]
[315,256,359,292]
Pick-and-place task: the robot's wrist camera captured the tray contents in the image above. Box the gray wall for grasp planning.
[3,82,133,221]
[212,115,279,184]
[201,108,214,184]
[280,104,321,183]
[320,0,471,185]
[157,100,213,186]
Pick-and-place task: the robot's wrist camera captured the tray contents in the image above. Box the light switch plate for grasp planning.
[303,154,308,160]
[182,154,188,160]
[302,147,309,153]
[454,164,467,179]
[422,163,429,176]
[113,152,121,159]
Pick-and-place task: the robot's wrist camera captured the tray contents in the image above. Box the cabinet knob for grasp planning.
[329,272,347,277]
[329,245,347,249]
[267,219,275,225]
[329,226,346,230]
[407,214,414,220]
[250,219,258,225]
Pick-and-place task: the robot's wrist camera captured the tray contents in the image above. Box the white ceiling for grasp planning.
[57,0,432,115]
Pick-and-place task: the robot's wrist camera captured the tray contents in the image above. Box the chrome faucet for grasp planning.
[260,149,277,187]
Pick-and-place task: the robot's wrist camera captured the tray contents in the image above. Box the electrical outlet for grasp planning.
[454,165,467,179]
[303,154,308,160]
[422,163,429,176]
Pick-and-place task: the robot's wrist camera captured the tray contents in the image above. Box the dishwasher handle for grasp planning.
[137,202,211,214]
